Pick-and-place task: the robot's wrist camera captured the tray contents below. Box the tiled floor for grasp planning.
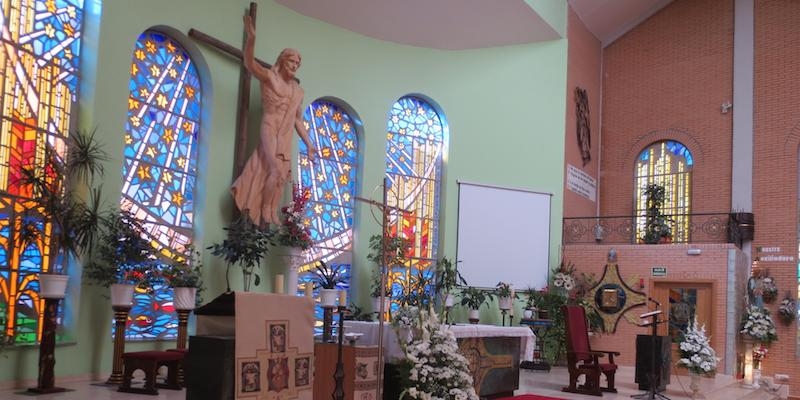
[0,366,788,399]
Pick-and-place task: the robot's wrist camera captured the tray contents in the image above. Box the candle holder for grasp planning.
[333,305,347,400]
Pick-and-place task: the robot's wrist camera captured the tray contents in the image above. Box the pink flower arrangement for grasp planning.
[275,184,313,250]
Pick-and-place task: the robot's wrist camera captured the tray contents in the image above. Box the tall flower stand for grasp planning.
[173,287,197,350]
[283,247,303,295]
[27,280,68,394]
[741,339,758,388]
[106,284,134,385]
[322,305,336,343]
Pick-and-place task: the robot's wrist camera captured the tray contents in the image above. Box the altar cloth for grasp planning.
[342,321,535,362]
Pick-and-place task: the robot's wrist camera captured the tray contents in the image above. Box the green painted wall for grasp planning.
[0,0,567,383]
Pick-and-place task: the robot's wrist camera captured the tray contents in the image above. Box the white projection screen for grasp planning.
[456,181,551,290]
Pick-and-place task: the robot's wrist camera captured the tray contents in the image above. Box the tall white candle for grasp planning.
[274,274,284,294]
[339,290,347,307]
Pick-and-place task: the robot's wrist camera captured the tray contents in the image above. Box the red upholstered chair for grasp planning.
[561,305,619,396]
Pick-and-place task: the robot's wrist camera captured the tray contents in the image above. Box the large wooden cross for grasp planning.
[187,2,299,180]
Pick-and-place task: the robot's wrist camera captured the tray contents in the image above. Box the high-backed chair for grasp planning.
[561,305,619,396]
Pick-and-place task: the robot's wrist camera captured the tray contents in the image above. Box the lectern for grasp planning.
[633,309,670,400]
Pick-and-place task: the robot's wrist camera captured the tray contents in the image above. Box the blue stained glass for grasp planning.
[384,96,444,308]
[298,100,358,255]
[120,30,201,340]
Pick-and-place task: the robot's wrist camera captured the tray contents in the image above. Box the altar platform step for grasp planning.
[519,365,788,400]
[0,365,788,399]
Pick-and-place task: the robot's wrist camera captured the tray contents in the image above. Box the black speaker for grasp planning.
[186,335,235,400]
[635,335,671,391]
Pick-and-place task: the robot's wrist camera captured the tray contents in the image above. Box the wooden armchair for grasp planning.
[561,305,619,396]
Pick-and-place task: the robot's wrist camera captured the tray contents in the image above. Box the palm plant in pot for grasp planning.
[460,286,494,324]
[310,261,346,307]
[434,256,467,309]
[17,130,109,300]
[208,214,274,292]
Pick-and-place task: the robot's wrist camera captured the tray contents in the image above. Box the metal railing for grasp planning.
[562,213,738,245]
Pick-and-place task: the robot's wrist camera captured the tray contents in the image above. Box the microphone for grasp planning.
[648,297,661,307]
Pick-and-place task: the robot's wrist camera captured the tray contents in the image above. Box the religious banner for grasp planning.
[234,292,315,400]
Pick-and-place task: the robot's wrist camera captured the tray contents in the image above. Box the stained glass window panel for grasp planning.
[634,141,692,243]
[384,96,444,308]
[296,100,359,327]
[121,30,200,340]
[0,0,84,344]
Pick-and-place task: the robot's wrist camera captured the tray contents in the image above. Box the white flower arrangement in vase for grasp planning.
[739,305,778,344]
[399,308,478,400]
[677,316,719,375]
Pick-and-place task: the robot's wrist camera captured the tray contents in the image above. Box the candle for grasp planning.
[338,290,347,307]
[509,306,514,317]
[274,274,284,294]
[510,288,515,299]
[304,284,313,298]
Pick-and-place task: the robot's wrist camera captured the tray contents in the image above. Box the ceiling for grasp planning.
[276,0,673,50]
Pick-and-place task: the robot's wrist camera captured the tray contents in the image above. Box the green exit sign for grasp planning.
[652,267,667,277]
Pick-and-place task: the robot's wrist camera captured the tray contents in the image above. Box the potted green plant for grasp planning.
[83,209,160,306]
[459,286,494,323]
[310,260,346,307]
[208,214,274,292]
[641,183,673,244]
[523,288,541,319]
[162,247,204,310]
[434,256,467,308]
[494,281,516,310]
[367,233,411,312]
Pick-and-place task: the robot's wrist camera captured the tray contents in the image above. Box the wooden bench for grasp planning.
[118,350,185,395]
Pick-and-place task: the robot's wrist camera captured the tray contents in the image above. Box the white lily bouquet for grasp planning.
[399,309,478,400]
[739,305,778,344]
[677,316,719,375]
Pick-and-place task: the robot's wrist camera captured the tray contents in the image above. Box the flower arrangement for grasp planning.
[760,276,778,304]
[275,184,313,250]
[552,260,576,292]
[777,296,797,326]
[392,306,420,329]
[397,308,478,400]
[739,305,778,344]
[752,343,768,369]
[495,282,514,298]
[677,316,719,375]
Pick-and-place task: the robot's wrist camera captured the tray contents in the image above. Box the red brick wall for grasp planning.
[562,244,742,368]
[753,0,800,388]
[563,6,602,218]
[600,0,733,216]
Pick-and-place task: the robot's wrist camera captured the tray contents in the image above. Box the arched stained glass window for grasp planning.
[121,31,201,340]
[296,99,359,331]
[634,140,692,243]
[0,0,84,344]
[384,96,444,308]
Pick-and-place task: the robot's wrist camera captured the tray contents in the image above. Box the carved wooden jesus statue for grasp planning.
[231,15,317,227]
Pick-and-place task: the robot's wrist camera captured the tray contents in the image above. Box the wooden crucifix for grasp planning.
[187,2,299,181]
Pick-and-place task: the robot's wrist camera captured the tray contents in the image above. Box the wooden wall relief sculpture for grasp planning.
[575,87,591,166]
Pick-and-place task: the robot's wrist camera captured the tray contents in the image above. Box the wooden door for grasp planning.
[651,282,713,375]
